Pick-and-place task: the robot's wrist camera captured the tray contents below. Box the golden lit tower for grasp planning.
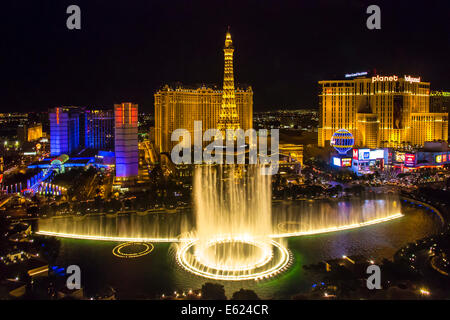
[218,28,240,138]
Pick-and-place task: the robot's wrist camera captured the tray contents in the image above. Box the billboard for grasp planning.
[404,154,416,167]
[332,157,341,167]
[352,149,358,160]
[395,152,405,163]
[357,149,385,161]
[341,158,352,167]
[370,149,385,160]
[359,149,371,160]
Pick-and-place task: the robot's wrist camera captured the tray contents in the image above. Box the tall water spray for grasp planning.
[192,164,273,271]
[194,164,272,241]
[175,164,290,281]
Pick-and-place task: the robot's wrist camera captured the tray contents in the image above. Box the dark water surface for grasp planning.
[55,203,442,299]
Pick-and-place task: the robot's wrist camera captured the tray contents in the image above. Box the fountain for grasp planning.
[36,166,403,282]
[176,164,291,281]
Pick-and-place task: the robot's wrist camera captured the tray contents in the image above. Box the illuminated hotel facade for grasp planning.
[154,30,253,154]
[430,91,450,113]
[318,74,448,149]
[84,109,115,151]
[155,85,252,153]
[50,107,115,156]
[49,107,82,156]
[114,102,138,179]
[430,91,450,140]
[17,123,43,142]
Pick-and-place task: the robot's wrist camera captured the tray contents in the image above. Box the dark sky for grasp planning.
[3,0,450,113]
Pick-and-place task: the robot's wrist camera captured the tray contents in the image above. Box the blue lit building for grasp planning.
[49,107,82,156]
[84,109,115,151]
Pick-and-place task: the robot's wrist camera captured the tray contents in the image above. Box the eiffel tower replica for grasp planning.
[217,27,240,140]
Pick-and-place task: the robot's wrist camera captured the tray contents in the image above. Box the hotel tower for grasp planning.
[154,30,253,154]
[114,102,138,179]
[318,74,448,148]
[49,106,82,156]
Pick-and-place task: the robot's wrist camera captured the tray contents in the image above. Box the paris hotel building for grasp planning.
[154,85,252,153]
[318,74,448,149]
[154,30,253,154]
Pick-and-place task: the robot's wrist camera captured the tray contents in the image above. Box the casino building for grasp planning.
[49,104,139,180]
[84,108,115,151]
[114,102,138,180]
[49,107,82,156]
[318,73,448,149]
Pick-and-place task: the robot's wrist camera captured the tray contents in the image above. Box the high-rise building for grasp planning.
[17,123,43,142]
[318,74,448,148]
[84,109,115,151]
[114,102,138,179]
[27,124,43,141]
[430,91,450,140]
[155,85,252,154]
[154,30,253,154]
[410,113,448,146]
[430,91,450,113]
[49,107,82,156]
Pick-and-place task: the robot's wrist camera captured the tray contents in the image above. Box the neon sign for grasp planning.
[341,158,352,167]
[353,149,358,160]
[371,75,421,84]
[404,75,420,83]
[345,72,368,78]
[404,154,415,167]
[372,75,398,83]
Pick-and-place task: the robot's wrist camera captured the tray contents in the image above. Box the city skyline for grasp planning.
[3,0,450,113]
[1,0,450,304]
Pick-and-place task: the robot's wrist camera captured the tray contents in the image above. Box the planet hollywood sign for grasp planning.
[371,75,421,83]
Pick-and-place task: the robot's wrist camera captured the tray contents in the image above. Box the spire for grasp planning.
[225,26,233,49]
[218,27,240,139]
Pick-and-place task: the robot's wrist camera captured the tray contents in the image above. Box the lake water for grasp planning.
[53,200,442,299]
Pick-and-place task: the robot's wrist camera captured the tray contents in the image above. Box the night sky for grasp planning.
[3,0,450,113]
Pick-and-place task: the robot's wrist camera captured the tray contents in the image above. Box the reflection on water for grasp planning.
[53,202,442,299]
[271,194,401,236]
